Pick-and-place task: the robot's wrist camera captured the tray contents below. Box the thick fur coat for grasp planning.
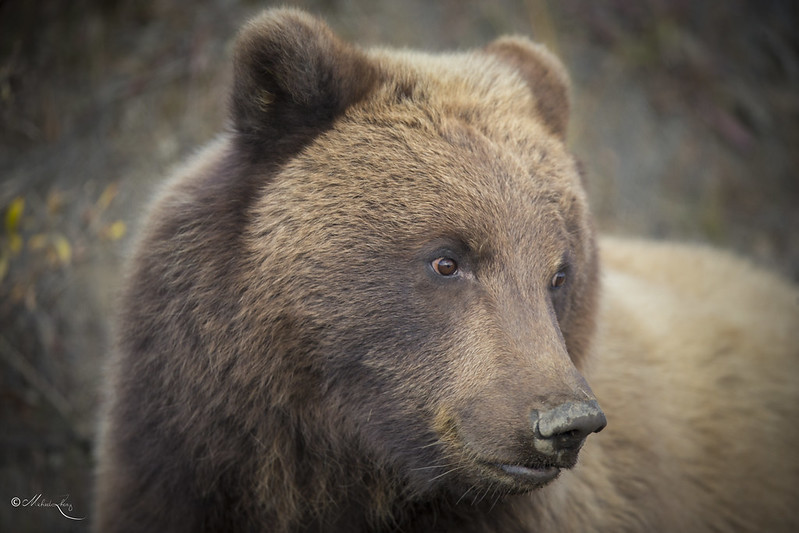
[94,9,799,532]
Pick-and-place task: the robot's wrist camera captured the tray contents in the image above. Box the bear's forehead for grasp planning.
[253,47,584,259]
[269,47,575,187]
[265,116,579,259]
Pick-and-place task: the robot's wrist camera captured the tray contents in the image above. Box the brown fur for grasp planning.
[94,8,799,532]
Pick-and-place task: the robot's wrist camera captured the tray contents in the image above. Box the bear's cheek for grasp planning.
[312,285,477,462]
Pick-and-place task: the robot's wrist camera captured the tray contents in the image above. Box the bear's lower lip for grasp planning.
[494,463,560,485]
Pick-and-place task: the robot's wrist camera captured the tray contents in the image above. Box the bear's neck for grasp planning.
[322,490,538,533]
[273,487,535,533]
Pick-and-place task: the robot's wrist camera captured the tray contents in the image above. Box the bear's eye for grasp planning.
[551,270,567,288]
[432,257,458,277]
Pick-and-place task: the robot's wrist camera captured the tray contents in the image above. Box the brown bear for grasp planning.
[94,8,799,532]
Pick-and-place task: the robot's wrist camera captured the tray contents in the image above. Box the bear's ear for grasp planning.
[231,9,378,153]
[484,37,570,139]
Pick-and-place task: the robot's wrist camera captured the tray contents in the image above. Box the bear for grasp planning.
[94,8,799,532]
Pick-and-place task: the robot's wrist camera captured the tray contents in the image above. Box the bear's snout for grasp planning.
[531,400,607,455]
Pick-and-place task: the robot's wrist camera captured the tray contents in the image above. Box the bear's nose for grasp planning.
[532,400,607,452]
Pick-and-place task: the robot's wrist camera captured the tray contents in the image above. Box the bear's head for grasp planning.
[228,9,606,501]
[124,9,606,524]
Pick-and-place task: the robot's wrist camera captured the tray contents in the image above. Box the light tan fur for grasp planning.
[529,238,799,531]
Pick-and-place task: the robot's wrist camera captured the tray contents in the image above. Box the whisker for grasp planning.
[475,485,491,505]
[456,485,475,506]
[429,464,467,482]
[415,441,444,450]
[409,463,452,472]
[488,485,502,512]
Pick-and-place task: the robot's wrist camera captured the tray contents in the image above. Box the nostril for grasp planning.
[534,400,607,448]
[556,429,588,450]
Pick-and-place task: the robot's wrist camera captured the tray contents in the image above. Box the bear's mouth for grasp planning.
[485,462,561,487]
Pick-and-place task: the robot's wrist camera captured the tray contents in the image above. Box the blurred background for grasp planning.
[1,0,797,530]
